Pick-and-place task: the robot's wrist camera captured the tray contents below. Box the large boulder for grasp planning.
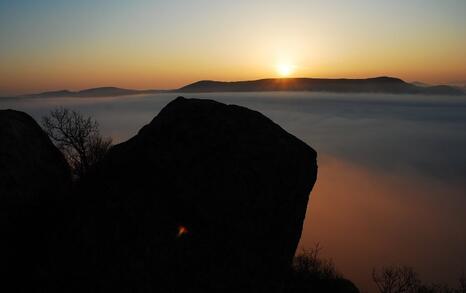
[0,109,71,202]
[0,110,71,291]
[72,97,317,292]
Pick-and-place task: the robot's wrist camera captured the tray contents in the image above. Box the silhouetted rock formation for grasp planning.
[0,110,70,201]
[69,97,317,292]
[0,100,320,292]
[0,110,71,291]
[287,274,360,293]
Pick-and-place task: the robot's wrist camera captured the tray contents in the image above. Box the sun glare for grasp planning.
[276,63,295,77]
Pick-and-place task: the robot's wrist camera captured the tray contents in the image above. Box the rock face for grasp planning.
[0,110,71,291]
[72,97,317,292]
[0,110,71,202]
[0,100,318,292]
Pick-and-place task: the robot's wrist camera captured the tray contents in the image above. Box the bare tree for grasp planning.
[42,108,112,178]
[459,273,466,293]
[293,243,342,280]
[286,244,357,293]
[416,283,456,293]
[372,266,420,293]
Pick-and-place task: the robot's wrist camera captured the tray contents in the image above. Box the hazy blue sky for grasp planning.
[1,0,465,94]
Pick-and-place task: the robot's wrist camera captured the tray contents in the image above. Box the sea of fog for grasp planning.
[1,92,466,291]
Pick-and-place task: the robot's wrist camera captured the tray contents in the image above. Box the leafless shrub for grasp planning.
[458,273,466,293]
[293,243,342,280]
[373,267,465,293]
[42,107,112,178]
[372,265,419,293]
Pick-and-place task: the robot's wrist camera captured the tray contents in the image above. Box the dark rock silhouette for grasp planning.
[0,110,71,291]
[287,268,360,293]
[0,99,321,292]
[68,97,317,292]
[313,279,360,293]
[0,110,70,201]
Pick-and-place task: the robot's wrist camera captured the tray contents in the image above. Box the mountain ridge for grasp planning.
[16,77,464,97]
[23,87,167,98]
[178,77,464,95]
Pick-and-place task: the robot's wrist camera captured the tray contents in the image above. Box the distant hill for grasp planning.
[26,87,166,98]
[177,77,464,95]
[411,81,431,87]
[18,77,464,97]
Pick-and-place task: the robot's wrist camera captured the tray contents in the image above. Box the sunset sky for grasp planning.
[1,0,465,95]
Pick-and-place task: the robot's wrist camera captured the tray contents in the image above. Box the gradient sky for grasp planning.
[1,0,465,95]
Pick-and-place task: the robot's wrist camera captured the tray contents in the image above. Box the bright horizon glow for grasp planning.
[0,0,465,95]
[276,63,295,77]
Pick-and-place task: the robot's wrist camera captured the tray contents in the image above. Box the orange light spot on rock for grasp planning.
[177,225,188,237]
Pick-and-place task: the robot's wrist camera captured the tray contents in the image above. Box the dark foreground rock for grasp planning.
[0,99,320,292]
[287,275,360,293]
[0,110,71,291]
[0,109,70,202]
[68,97,318,292]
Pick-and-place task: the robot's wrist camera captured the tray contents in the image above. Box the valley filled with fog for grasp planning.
[2,92,465,291]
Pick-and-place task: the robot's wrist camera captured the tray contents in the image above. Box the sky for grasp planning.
[1,0,466,95]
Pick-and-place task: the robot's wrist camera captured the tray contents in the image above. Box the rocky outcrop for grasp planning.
[0,99,318,292]
[67,97,317,292]
[0,110,71,291]
[0,110,71,202]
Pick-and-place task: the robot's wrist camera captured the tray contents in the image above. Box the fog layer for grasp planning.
[2,92,465,291]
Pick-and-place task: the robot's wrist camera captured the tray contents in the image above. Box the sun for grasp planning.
[276,63,295,77]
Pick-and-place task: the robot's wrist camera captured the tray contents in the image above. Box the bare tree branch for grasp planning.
[372,266,419,293]
[41,107,112,178]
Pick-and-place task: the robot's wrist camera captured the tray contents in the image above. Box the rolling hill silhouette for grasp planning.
[28,87,166,98]
[178,77,464,95]
[21,77,464,98]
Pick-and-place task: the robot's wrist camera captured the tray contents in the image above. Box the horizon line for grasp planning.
[13,76,417,96]
[3,75,465,98]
